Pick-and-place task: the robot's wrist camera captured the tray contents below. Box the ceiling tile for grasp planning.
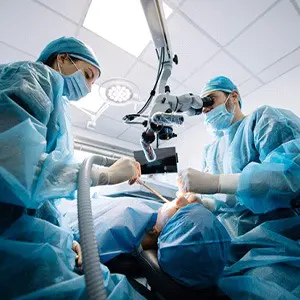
[68,104,90,128]
[172,83,189,95]
[139,42,159,70]
[238,77,262,97]
[36,0,90,23]
[226,1,300,74]
[0,42,35,63]
[172,122,192,134]
[140,12,220,81]
[78,28,136,82]
[125,61,180,101]
[180,0,276,46]
[242,65,300,116]
[184,114,205,127]
[0,0,77,58]
[118,126,143,145]
[164,122,214,169]
[68,104,129,137]
[103,102,144,124]
[165,0,184,7]
[184,51,252,92]
[258,47,300,83]
[91,115,128,137]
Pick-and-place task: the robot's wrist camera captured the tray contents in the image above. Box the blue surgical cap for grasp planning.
[158,204,231,288]
[201,76,241,106]
[37,36,101,76]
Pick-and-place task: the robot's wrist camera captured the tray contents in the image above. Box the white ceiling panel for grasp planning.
[242,65,300,116]
[126,61,180,100]
[91,115,128,137]
[184,51,252,92]
[180,0,276,46]
[0,0,77,58]
[139,42,159,69]
[140,12,220,81]
[118,126,143,145]
[226,1,300,74]
[238,77,262,97]
[184,114,205,126]
[0,42,35,63]
[258,47,300,83]
[78,28,136,82]
[103,103,144,124]
[172,83,189,95]
[36,0,90,24]
[165,0,184,7]
[173,122,193,134]
[68,104,90,128]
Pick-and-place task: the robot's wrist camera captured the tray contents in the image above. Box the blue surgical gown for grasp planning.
[201,105,300,299]
[59,195,161,263]
[0,61,144,299]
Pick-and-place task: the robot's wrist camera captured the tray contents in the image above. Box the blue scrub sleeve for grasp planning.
[237,109,300,213]
[0,62,79,208]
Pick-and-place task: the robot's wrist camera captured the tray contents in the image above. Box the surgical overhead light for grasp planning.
[101,78,138,105]
[86,78,140,130]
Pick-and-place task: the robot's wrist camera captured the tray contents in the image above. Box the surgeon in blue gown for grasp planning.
[177,76,300,299]
[0,36,144,299]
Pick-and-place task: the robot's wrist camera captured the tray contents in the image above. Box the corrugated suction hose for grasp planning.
[78,155,116,300]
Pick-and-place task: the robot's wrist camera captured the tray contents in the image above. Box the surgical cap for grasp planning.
[37,36,101,76]
[201,76,241,106]
[158,204,231,289]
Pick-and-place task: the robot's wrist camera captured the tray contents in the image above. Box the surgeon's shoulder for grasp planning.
[249,105,300,130]
[250,105,287,122]
[1,61,62,86]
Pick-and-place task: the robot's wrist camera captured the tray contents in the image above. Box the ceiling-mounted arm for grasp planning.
[140,0,173,93]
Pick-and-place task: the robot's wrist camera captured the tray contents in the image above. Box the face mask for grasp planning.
[58,57,90,101]
[204,94,235,131]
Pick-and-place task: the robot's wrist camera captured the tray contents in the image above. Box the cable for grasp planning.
[123,47,166,124]
[137,47,165,114]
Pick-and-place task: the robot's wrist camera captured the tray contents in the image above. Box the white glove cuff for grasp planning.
[91,166,109,186]
[218,174,240,194]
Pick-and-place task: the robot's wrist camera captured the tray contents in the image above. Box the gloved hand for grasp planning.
[95,157,141,186]
[177,168,220,194]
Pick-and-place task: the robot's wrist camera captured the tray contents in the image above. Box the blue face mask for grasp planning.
[204,94,235,132]
[58,58,90,101]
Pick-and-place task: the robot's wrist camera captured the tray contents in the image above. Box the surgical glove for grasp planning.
[92,157,141,186]
[177,168,240,195]
[185,194,216,212]
[177,168,220,194]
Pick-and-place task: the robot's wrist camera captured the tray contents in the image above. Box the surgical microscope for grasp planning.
[123,0,213,162]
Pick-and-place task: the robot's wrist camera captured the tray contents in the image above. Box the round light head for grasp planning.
[99,78,140,106]
[106,84,132,103]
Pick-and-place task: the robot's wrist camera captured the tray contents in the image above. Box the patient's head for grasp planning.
[141,195,201,249]
[157,203,231,289]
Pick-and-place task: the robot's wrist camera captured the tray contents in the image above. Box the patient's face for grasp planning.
[154,196,198,233]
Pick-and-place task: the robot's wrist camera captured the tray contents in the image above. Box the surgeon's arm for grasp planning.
[236,113,300,213]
